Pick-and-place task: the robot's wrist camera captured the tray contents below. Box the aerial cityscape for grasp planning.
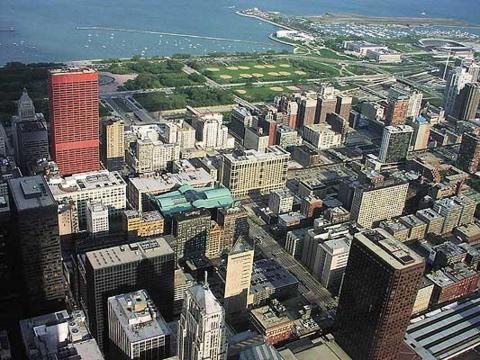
[1,1,480,359]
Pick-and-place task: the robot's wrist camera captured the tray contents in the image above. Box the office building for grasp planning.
[433,197,463,233]
[334,229,425,360]
[302,124,342,149]
[297,98,317,128]
[48,170,126,228]
[457,130,480,173]
[275,126,302,149]
[378,125,413,163]
[86,201,109,235]
[8,176,64,308]
[244,127,270,152]
[336,95,353,120]
[350,179,408,228]
[178,284,228,360]
[312,238,351,294]
[250,300,294,345]
[20,310,103,360]
[453,82,480,120]
[173,269,195,316]
[416,208,444,235]
[380,220,409,242]
[82,238,175,350]
[162,120,196,149]
[399,214,427,241]
[268,188,294,215]
[191,113,232,149]
[223,243,254,314]
[0,124,6,158]
[216,206,249,253]
[0,330,11,360]
[389,86,423,119]
[385,97,409,126]
[412,277,434,315]
[108,290,171,360]
[100,117,124,171]
[172,209,211,264]
[131,139,180,174]
[49,68,100,175]
[122,210,164,240]
[315,96,337,124]
[444,66,473,116]
[410,116,431,150]
[220,147,289,198]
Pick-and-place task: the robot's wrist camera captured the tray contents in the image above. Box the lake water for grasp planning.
[1,0,479,64]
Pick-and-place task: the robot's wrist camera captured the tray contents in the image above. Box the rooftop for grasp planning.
[124,209,164,222]
[187,284,223,315]
[405,294,480,360]
[48,170,125,196]
[356,228,424,269]
[426,263,478,287]
[250,259,298,295]
[85,237,174,270]
[108,290,170,343]
[250,302,292,329]
[223,146,289,163]
[399,215,426,227]
[129,168,213,193]
[8,176,56,211]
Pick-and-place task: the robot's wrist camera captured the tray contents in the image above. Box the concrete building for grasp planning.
[191,113,233,149]
[336,95,353,120]
[412,277,434,315]
[20,310,103,360]
[81,238,175,350]
[86,201,109,236]
[315,96,337,124]
[162,120,196,150]
[297,97,317,128]
[380,220,409,242]
[244,127,270,152]
[302,124,342,149]
[58,200,80,238]
[335,229,425,360]
[223,243,254,314]
[410,116,431,150]
[285,229,307,260]
[122,209,164,240]
[268,188,294,215]
[350,179,408,228]
[379,125,413,164]
[0,330,11,360]
[48,170,126,229]
[178,284,228,360]
[385,97,409,126]
[312,238,351,294]
[220,147,289,198]
[216,206,249,255]
[174,269,195,316]
[457,130,480,174]
[433,197,463,233]
[132,139,180,174]
[274,126,302,149]
[399,214,427,241]
[444,66,473,116]
[100,117,124,171]
[108,290,171,360]
[250,301,294,346]
[416,208,444,235]
[8,176,64,308]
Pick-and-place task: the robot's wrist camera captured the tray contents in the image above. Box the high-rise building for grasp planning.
[378,125,413,163]
[385,97,409,126]
[81,238,174,350]
[191,113,232,149]
[49,68,100,176]
[268,188,294,215]
[335,95,353,120]
[302,124,342,149]
[334,228,425,360]
[172,209,211,264]
[286,100,298,129]
[220,146,289,198]
[100,117,124,171]
[107,290,171,360]
[216,206,249,253]
[297,98,317,128]
[243,127,270,152]
[410,116,431,150]
[223,243,254,314]
[178,284,228,360]
[457,130,480,174]
[453,83,480,120]
[8,176,64,309]
[444,66,473,116]
[315,96,337,124]
[86,201,109,236]
[350,178,408,228]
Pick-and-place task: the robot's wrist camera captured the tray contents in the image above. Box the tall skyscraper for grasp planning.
[335,95,353,120]
[444,66,473,116]
[81,238,174,350]
[49,68,100,176]
[457,130,480,174]
[385,97,409,126]
[100,117,125,171]
[334,228,424,360]
[172,209,211,264]
[379,125,413,163]
[297,98,317,128]
[178,284,228,360]
[452,83,480,120]
[108,290,171,360]
[8,176,64,309]
[409,116,431,150]
[315,96,337,124]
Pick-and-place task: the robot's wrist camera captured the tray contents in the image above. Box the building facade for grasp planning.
[100,117,125,171]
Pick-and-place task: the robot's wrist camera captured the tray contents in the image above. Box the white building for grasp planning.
[192,113,233,150]
[108,290,171,360]
[302,124,342,149]
[162,120,196,149]
[133,139,180,174]
[269,188,294,215]
[86,201,109,235]
[312,238,351,292]
[178,284,228,360]
[48,170,126,228]
[19,310,103,360]
[444,66,473,115]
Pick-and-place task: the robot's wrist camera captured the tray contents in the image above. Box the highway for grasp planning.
[247,218,337,311]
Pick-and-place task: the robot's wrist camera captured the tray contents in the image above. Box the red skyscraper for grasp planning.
[49,68,100,176]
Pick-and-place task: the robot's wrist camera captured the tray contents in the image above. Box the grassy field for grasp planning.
[234,84,302,102]
[200,59,341,84]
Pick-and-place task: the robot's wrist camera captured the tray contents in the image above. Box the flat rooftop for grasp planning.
[108,290,170,343]
[356,228,424,270]
[129,168,213,193]
[223,146,289,163]
[48,170,125,196]
[85,237,174,270]
[8,175,56,211]
[426,263,477,288]
[405,294,480,360]
[250,259,298,295]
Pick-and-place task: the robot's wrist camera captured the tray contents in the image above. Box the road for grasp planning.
[247,219,337,311]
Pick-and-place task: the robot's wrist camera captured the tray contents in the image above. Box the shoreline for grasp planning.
[235,11,293,31]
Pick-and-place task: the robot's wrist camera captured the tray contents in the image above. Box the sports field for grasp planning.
[201,59,340,84]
